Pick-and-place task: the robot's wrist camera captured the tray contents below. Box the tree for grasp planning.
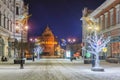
[82,17,110,71]
[85,31,110,68]
[34,45,44,60]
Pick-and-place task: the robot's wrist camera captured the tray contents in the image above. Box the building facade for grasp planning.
[81,8,93,57]
[82,0,120,58]
[37,26,58,56]
[0,0,28,58]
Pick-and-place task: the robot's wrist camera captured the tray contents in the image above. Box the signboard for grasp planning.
[102,47,107,52]
[66,50,71,57]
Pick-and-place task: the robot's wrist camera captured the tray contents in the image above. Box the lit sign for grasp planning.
[41,41,57,44]
[66,50,71,57]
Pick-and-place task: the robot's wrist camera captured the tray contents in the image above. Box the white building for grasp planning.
[0,0,29,58]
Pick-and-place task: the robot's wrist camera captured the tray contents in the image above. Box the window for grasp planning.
[100,15,103,30]
[110,9,114,26]
[7,19,9,30]
[16,6,19,15]
[104,12,108,29]
[10,21,12,32]
[115,4,120,24]
[4,15,6,28]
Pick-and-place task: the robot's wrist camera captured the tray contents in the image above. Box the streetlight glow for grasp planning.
[67,38,76,43]
[88,26,92,30]
[35,38,37,41]
[94,27,99,31]
[25,26,28,30]
[15,25,20,30]
[73,39,76,42]
[30,38,33,41]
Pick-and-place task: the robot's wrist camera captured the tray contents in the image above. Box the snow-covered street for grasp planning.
[0,59,120,80]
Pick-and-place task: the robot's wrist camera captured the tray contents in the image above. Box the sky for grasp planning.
[24,0,106,42]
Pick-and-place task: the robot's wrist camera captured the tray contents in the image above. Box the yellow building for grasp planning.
[37,26,58,56]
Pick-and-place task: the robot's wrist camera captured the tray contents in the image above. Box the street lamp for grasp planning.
[21,25,28,69]
[29,38,37,61]
[66,38,76,59]
[16,25,28,69]
[67,38,76,44]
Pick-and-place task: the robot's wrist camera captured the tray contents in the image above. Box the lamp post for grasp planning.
[21,25,28,69]
[16,25,28,69]
[66,38,76,59]
[30,38,37,61]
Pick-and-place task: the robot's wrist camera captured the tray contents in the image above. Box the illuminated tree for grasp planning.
[83,17,110,71]
[85,31,110,69]
[34,45,44,60]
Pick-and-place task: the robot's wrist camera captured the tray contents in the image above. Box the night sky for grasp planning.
[24,0,106,42]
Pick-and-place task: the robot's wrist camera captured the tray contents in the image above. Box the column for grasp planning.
[115,4,120,24]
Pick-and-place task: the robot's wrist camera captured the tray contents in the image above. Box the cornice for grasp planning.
[90,0,116,17]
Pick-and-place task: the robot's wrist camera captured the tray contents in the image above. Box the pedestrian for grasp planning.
[70,57,74,62]
[91,54,95,67]
[32,48,35,61]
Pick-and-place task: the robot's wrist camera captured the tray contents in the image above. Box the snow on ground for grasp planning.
[0,59,120,80]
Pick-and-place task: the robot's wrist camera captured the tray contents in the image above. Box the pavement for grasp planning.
[0,58,120,80]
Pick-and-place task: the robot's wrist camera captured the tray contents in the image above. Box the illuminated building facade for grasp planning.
[0,0,28,58]
[37,26,58,56]
[82,0,120,57]
[81,8,93,57]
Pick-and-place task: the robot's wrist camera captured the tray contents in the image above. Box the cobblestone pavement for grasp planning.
[0,59,120,80]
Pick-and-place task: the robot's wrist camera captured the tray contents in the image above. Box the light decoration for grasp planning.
[82,17,110,71]
[102,47,107,52]
[41,41,57,44]
[34,45,44,60]
[61,39,67,46]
